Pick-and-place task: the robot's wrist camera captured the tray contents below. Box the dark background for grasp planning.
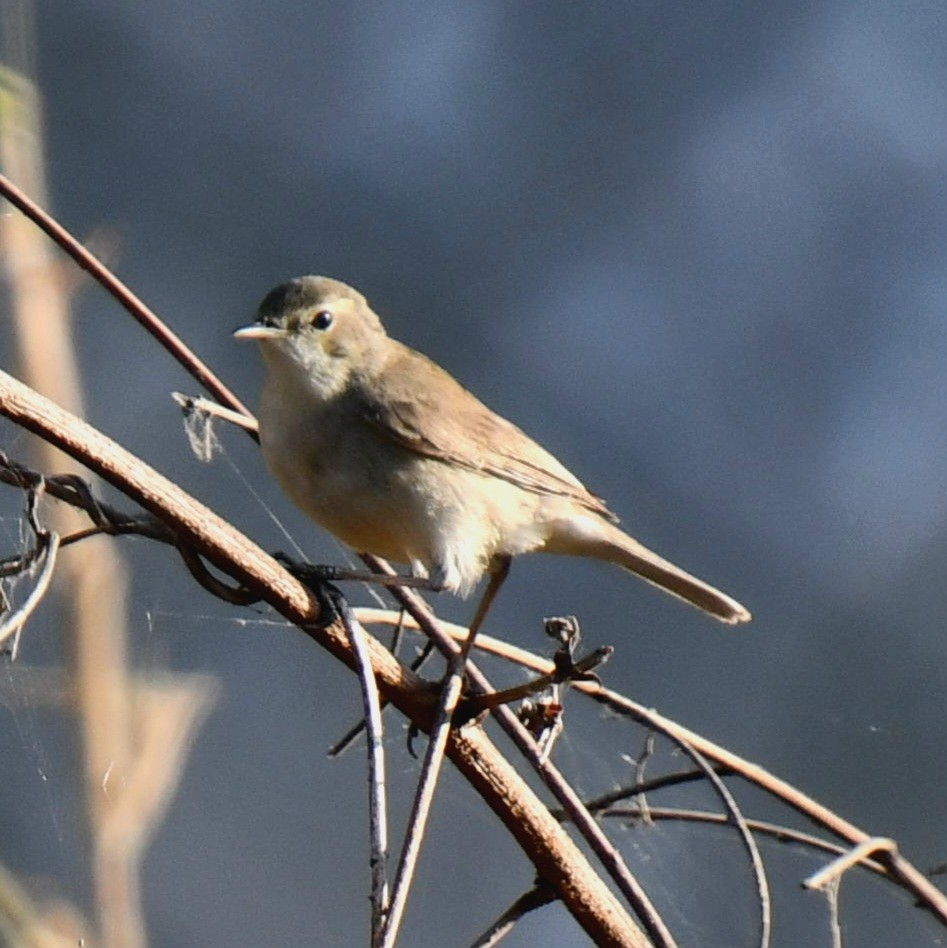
[3,2,947,945]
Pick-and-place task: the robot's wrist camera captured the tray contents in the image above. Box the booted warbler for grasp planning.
[235,276,750,625]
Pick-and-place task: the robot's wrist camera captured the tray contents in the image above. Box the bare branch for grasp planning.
[0,172,253,419]
[0,452,174,544]
[333,594,390,944]
[598,806,889,878]
[573,767,735,815]
[379,670,463,948]
[358,605,947,927]
[468,884,557,948]
[328,632,435,759]
[357,570,677,948]
[460,645,612,718]
[0,369,649,948]
[592,687,947,926]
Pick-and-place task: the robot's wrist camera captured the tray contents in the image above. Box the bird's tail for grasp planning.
[559,519,751,624]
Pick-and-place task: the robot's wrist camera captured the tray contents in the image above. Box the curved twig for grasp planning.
[591,688,947,926]
[357,605,947,926]
[176,543,261,606]
[598,806,889,878]
[577,767,735,814]
[0,528,59,660]
[0,453,175,544]
[667,732,771,948]
[468,884,557,948]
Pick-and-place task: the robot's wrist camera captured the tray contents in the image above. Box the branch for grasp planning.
[0,369,649,948]
[468,884,557,947]
[333,595,389,943]
[358,605,947,926]
[358,557,678,947]
[0,173,252,419]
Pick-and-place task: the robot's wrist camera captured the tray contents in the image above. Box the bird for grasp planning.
[234,275,750,631]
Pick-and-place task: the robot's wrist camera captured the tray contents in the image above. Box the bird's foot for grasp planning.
[271,552,440,590]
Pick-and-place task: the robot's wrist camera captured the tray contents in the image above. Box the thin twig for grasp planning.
[334,595,390,944]
[589,687,947,925]
[593,700,772,947]
[462,645,612,716]
[804,837,898,891]
[172,392,258,433]
[825,878,843,948]
[0,454,264,608]
[468,883,557,948]
[492,696,678,946]
[0,452,175,545]
[359,569,678,948]
[670,732,771,948]
[0,528,59,660]
[328,639,436,759]
[558,682,772,948]
[598,806,889,877]
[632,732,655,826]
[575,768,734,816]
[379,573,497,948]
[361,605,947,928]
[176,543,261,606]
[379,666,463,948]
[0,173,253,419]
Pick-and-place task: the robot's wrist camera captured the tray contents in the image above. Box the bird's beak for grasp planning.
[233,324,288,340]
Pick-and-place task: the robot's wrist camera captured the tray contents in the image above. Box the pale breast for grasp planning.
[256,363,566,593]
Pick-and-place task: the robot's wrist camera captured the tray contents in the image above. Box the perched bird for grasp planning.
[235,276,750,627]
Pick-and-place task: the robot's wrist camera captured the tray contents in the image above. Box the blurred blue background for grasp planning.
[3,2,947,945]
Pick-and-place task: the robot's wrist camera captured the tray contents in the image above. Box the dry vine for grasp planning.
[1,172,946,947]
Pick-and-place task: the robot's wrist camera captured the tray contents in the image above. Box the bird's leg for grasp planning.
[437,556,510,733]
[459,555,511,662]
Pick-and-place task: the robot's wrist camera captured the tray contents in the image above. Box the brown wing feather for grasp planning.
[355,341,618,523]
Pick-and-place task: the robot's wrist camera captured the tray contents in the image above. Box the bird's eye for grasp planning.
[311,309,334,330]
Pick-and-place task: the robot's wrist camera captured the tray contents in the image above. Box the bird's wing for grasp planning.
[355,341,618,523]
